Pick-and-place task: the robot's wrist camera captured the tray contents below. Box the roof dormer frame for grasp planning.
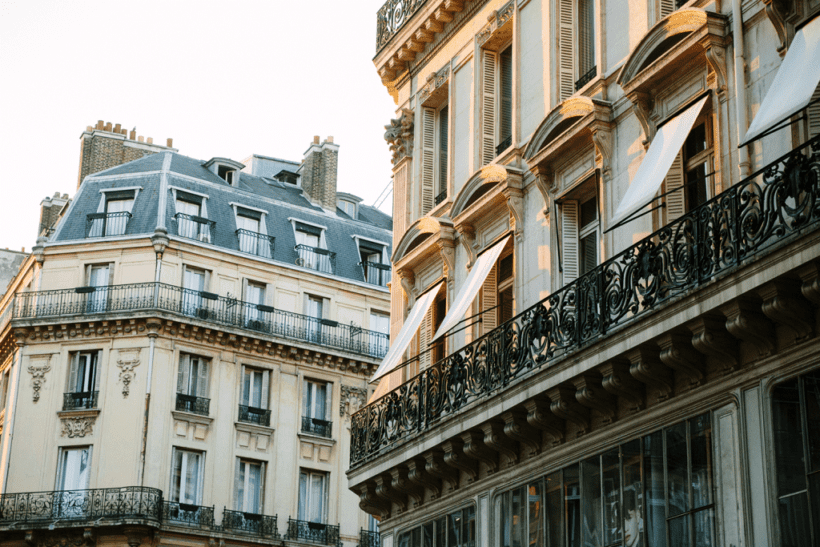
[203,157,246,186]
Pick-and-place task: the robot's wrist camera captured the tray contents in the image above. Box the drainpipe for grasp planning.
[1,342,23,494]
[733,0,751,178]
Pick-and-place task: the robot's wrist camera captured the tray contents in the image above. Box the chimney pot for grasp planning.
[53,192,60,198]
[104,122,112,131]
[313,135,320,144]
[129,130,136,140]
[147,137,153,144]
[121,128,127,135]
[327,136,334,143]
[138,136,144,143]
[114,123,121,133]
[86,126,93,132]
[167,138,173,148]
[62,194,69,199]
[96,120,104,130]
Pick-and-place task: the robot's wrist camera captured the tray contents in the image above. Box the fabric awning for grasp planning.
[610,96,708,227]
[741,16,820,146]
[369,280,444,382]
[431,235,511,343]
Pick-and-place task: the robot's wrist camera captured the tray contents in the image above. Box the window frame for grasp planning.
[303,378,331,422]
[235,458,265,514]
[176,353,210,398]
[298,469,329,524]
[66,350,100,394]
[241,365,270,410]
[56,445,92,492]
[170,447,205,504]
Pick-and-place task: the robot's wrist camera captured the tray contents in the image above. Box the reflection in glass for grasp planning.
[804,372,820,473]
[644,431,666,547]
[423,523,433,547]
[666,422,689,518]
[464,506,476,547]
[529,481,544,547]
[565,465,581,547]
[546,472,564,547]
[602,448,621,546]
[582,457,602,547]
[512,486,525,547]
[448,510,462,547]
[622,440,643,547]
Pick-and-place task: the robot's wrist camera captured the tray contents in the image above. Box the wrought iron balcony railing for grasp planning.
[350,135,820,469]
[575,65,597,91]
[63,391,98,411]
[301,416,332,438]
[11,282,389,359]
[175,393,210,415]
[238,405,271,427]
[0,487,162,525]
[222,509,279,538]
[359,529,381,547]
[434,190,447,206]
[86,212,132,238]
[361,261,391,287]
[496,135,512,157]
[376,0,427,52]
[161,501,215,529]
[295,245,336,274]
[285,518,341,546]
[174,213,215,243]
[237,229,274,258]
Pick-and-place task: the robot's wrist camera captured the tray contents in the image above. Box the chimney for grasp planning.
[38,192,70,237]
[300,136,339,211]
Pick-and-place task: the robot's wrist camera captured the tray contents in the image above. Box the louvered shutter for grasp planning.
[500,48,513,147]
[438,105,449,196]
[562,201,580,284]
[665,152,686,221]
[481,264,498,335]
[421,107,437,215]
[177,354,190,394]
[578,0,595,78]
[197,359,209,397]
[558,0,575,102]
[418,307,432,369]
[482,50,498,165]
[261,370,270,410]
[68,353,79,392]
[808,83,820,139]
[659,0,675,18]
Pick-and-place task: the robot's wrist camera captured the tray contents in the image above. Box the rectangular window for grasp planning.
[298,470,327,523]
[558,0,597,100]
[171,448,203,504]
[103,194,134,236]
[241,366,269,410]
[664,113,715,223]
[85,263,112,313]
[305,295,325,343]
[295,223,332,273]
[303,379,331,437]
[560,176,600,284]
[499,46,513,154]
[438,104,449,203]
[370,311,390,356]
[397,506,476,547]
[235,459,264,514]
[176,354,210,415]
[236,209,264,255]
[0,368,10,412]
[181,266,207,318]
[176,196,203,240]
[57,446,92,491]
[244,281,266,328]
[359,241,388,287]
[65,351,99,410]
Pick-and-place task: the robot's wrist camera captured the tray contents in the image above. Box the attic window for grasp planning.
[275,170,299,185]
[218,165,235,185]
[339,200,357,219]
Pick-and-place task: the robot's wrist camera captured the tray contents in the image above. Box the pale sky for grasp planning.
[0,0,397,253]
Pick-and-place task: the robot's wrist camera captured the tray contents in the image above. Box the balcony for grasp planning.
[63,391,98,411]
[221,509,279,538]
[575,65,597,91]
[495,135,512,157]
[361,261,391,287]
[359,530,381,547]
[350,135,820,469]
[11,282,388,359]
[434,190,447,206]
[86,212,131,238]
[285,518,341,546]
[238,405,271,427]
[295,245,336,274]
[236,229,274,258]
[0,487,162,527]
[376,0,428,52]
[174,213,215,243]
[301,416,332,438]
[175,393,210,415]
[161,501,215,529]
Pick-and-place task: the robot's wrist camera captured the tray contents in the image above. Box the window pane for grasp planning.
[685,163,709,209]
[242,370,251,406]
[248,462,262,514]
[528,481,544,547]
[602,448,621,546]
[463,506,476,547]
[668,515,689,547]
[773,380,807,497]
[643,431,667,547]
[622,440,643,547]
[252,372,262,408]
[436,516,446,547]
[579,232,597,276]
[684,124,707,158]
[666,421,689,517]
[310,473,324,522]
[581,457,603,547]
[693,508,714,547]
[690,413,713,509]
[545,471,563,547]
[172,450,183,501]
[804,372,820,472]
[238,461,246,510]
[500,491,511,547]
[778,491,811,547]
[184,452,200,503]
[512,487,525,547]
[500,47,513,144]
[448,509,462,547]
[411,528,422,547]
[423,523,434,547]
[565,464,581,547]
[438,105,449,195]
[298,472,307,520]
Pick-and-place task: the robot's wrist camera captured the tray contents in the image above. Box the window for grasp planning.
[88,190,135,237]
[431,292,447,363]
[421,103,449,213]
[239,366,270,425]
[560,176,600,283]
[664,114,715,223]
[218,165,236,185]
[481,45,514,164]
[558,0,597,99]
[370,311,390,355]
[236,208,271,257]
[302,379,331,437]
[235,459,264,514]
[0,367,10,412]
[771,370,820,545]
[65,351,99,410]
[176,354,210,415]
[478,250,515,337]
[57,446,91,491]
[339,200,357,219]
[294,222,333,273]
[181,266,209,318]
[171,448,203,504]
[244,281,266,329]
[174,190,210,242]
[496,412,713,547]
[359,240,389,287]
[85,263,112,313]
[298,470,328,523]
[397,506,476,547]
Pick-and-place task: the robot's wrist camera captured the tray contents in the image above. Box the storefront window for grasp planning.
[399,506,476,547]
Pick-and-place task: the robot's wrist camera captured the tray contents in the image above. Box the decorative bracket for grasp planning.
[27,358,52,402]
[116,350,141,398]
[456,224,477,269]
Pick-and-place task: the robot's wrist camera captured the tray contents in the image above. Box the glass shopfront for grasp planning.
[398,506,477,547]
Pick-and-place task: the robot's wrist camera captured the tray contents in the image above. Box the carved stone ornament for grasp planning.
[385,108,415,165]
[116,350,141,398]
[34,529,96,547]
[61,416,96,438]
[341,385,368,418]
[477,0,514,46]
[418,64,450,105]
[27,359,52,402]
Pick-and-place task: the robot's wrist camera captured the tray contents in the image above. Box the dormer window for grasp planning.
[336,192,363,220]
[339,200,357,219]
[218,165,235,185]
[204,157,245,187]
[274,169,299,186]
[356,237,390,287]
[291,220,335,274]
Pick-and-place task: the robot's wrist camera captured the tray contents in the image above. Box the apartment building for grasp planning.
[0,124,390,547]
[348,0,820,545]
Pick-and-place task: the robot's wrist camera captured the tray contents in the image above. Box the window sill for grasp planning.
[57,408,100,419]
[171,410,213,426]
[297,431,336,447]
[235,421,275,435]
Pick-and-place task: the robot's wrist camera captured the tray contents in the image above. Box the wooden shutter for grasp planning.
[177,354,190,394]
[482,50,498,166]
[557,0,575,102]
[562,200,580,284]
[481,264,498,335]
[198,359,209,397]
[418,307,432,369]
[578,0,595,77]
[68,352,79,391]
[665,152,686,221]
[500,48,513,146]
[808,83,820,139]
[261,370,270,410]
[438,105,449,195]
[659,0,675,18]
[421,107,437,215]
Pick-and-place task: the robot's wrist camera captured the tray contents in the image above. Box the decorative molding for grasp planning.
[27,357,52,402]
[116,350,141,398]
[476,0,514,46]
[546,385,590,436]
[761,0,792,55]
[384,108,415,165]
[60,414,97,438]
[418,64,450,104]
[456,224,477,268]
[523,397,565,445]
[340,385,368,419]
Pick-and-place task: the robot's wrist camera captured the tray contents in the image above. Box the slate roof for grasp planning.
[55,152,393,287]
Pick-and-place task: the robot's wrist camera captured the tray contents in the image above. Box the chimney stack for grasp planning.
[300,136,339,211]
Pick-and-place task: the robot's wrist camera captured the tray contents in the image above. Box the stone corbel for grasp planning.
[523,397,565,445]
[687,314,738,373]
[598,360,644,412]
[442,438,479,483]
[702,40,728,99]
[375,472,406,513]
[502,409,541,456]
[424,450,460,493]
[460,430,499,473]
[357,481,392,518]
[531,165,555,214]
[390,467,425,509]
[503,188,524,242]
[572,372,618,424]
[397,268,416,310]
[629,91,655,148]
[762,0,793,55]
[456,224,477,269]
[657,332,705,388]
[590,125,613,182]
[721,298,776,359]
[759,279,814,342]
[546,385,590,437]
[480,419,519,466]
[436,239,456,292]
[626,347,673,401]
[406,456,441,500]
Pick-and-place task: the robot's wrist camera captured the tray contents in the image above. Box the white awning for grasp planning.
[741,16,820,146]
[369,280,444,383]
[431,235,511,343]
[611,96,708,227]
